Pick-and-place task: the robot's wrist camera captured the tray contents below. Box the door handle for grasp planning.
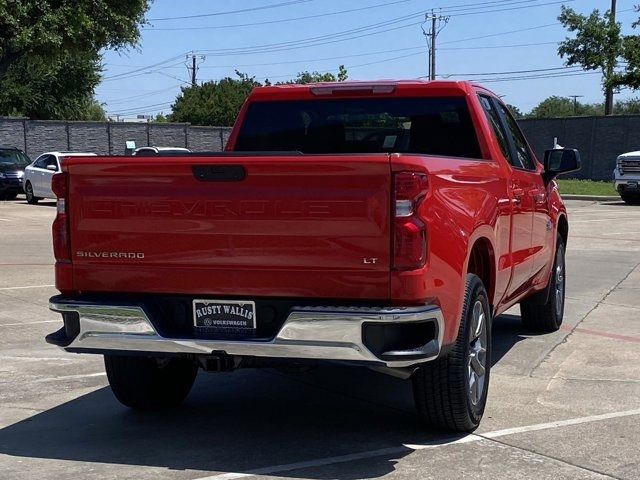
[512,188,524,205]
[530,189,547,204]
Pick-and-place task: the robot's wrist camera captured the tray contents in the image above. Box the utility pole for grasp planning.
[191,55,196,86]
[422,10,449,80]
[569,95,584,115]
[605,0,617,115]
[186,53,206,87]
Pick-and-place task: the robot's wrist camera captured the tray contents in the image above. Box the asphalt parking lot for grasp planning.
[0,196,638,480]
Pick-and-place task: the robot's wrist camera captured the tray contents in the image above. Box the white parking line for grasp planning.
[0,320,59,327]
[33,372,107,383]
[194,409,640,480]
[0,284,54,291]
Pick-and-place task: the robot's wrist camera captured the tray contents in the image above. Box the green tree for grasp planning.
[506,104,524,119]
[528,96,603,118]
[76,99,107,121]
[0,51,105,120]
[279,65,349,85]
[557,5,640,115]
[337,65,348,82]
[615,97,640,114]
[170,71,261,126]
[153,113,170,123]
[169,67,348,126]
[0,0,151,80]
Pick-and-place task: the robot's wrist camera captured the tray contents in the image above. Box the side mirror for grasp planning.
[543,148,580,180]
[46,164,58,172]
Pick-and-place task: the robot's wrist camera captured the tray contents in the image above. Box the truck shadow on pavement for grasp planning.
[0,314,530,478]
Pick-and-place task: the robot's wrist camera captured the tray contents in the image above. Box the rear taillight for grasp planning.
[393,172,428,270]
[51,172,70,262]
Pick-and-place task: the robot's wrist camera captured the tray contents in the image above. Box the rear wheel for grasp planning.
[104,355,198,410]
[520,235,565,332]
[412,274,491,432]
[25,181,39,204]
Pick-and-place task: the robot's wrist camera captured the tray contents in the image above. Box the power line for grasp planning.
[106,41,559,71]
[105,84,183,106]
[109,101,175,115]
[438,65,583,77]
[440,41,559,50]
[144,0,412,31]
[477,71,601,83]
[440,22,559,45]
[103,56,187,80]
[193,1,565,57]
[156,71,192,85]
[258,52,426,81]
[148,0,313,21]
[197,12,424,55]
[144,0,538,31]
[444,0,572,17]
[104,7,567,83]
[100,12,570,83]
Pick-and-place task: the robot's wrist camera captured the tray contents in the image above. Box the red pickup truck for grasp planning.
[46,81,579,432]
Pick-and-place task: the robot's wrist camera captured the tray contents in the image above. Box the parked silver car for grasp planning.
[23,152,96,204]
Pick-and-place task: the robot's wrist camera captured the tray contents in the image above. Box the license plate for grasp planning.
[193,299,256,334]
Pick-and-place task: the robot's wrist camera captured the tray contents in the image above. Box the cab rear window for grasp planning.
[235,97,482,159]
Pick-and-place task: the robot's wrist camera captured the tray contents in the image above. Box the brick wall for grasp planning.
[519,115,640,181]
[2,115,639,181]
[0,117,232,158]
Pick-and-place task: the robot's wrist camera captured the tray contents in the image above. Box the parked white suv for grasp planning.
[24,152,96,204]
[614,151,640,204]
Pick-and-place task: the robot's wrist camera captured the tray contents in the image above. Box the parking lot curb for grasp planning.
[561,194,620,201]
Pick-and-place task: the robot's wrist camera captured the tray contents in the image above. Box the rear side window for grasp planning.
[478,95,511,161]
[235,97,482,159]
[496,103,537,170]
[34,155,52,169]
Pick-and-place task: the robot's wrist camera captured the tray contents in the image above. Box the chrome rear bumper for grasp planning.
[48,299,444,368]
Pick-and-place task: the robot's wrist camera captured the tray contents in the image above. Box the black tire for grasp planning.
[25,181,39,205]
[621,193,640,205]
[412,274,491,432]
[520,234,566,332]
[104,355,198,410]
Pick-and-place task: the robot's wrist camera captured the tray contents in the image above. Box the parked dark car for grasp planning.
[0,147,30,200]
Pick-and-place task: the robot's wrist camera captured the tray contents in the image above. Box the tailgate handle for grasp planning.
[192,165,246,182]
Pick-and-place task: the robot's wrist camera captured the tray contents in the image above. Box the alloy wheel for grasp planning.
[467,300,488,406]
[555,245,565,318]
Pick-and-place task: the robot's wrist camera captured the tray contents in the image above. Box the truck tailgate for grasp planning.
[67,154,391,299]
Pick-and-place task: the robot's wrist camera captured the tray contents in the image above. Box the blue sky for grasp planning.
[97,0,640,119]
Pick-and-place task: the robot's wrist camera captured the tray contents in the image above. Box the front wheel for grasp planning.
[412,274,491,432]
[520,234,566,332]
[104,355,198,410]
[621,193,640,205]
